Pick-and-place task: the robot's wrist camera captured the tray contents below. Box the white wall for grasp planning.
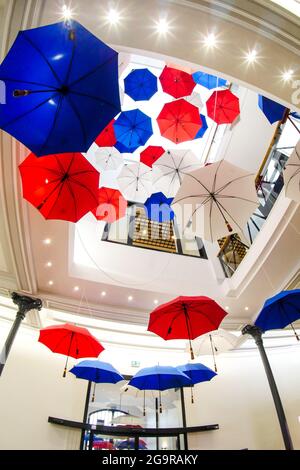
[0,316,300,450]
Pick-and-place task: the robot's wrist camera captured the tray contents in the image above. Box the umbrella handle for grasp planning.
[191,386,194,404]
[291,322,300,341]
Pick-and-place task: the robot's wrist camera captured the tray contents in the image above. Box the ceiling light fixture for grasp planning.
[203,32,217,48]
[101,291,106,297]
[128,295,133,301]
[245,49,258,63]
[107,8,120,25]
[155,18,170,35]
[46,261,52,267]
[73,286,80,292]
[282,69,294,82]
[154,299,159,305]
[48,280,54,286]
[245,306,249,311]
[62,4,72,21]
[43,238,52,245]
[225,306,230,311]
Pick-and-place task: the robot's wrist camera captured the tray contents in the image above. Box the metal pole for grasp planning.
[242,325,293,450]
[80,380,92,450]
[180,388,188,450]
[155,397,159,450]
[0,292,42,376]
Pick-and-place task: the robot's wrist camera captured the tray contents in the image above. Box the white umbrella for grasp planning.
[117,162,152,203]
[188,329,244,372]
[95,146,124,171]
[185,91,203,109]
[172,160,259,242]
[152,149,200,198]
[112,414,143,425]
[120,384,176,414]
[284,140,300,202]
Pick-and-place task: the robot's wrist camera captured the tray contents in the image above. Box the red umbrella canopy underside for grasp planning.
[19,152,100,223]
[38,323,104,359]
[157,99,202,144]
[91,187,128,223]
[206,89,240,124]
[159,66,196,99]
[147,295,227,340]
[95,119,117,147]
[140,145,165,168]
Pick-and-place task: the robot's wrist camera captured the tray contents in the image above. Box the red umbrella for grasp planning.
[147,296,227,359]
[95,119,116,147]
[91,187,127,223]
[159,66,195,98]
[93,441,115,450]
[157,99,202,144]
[39,323,104,377]
[19,152,100,223]
[206,89,240,124]
[140,146,165,168]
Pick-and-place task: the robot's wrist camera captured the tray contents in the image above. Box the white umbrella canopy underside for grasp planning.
[117,162,153,203]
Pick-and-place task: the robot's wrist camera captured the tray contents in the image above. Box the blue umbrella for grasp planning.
[177,362,217,403]
[255,290,300,340]
[290,111,300,120]
[113,109,153,150]
[0,21,120,156]
[117,439,147,450]
[124,68,158,101]
[114,141,140,154]
[128,365,192,391]
[70,359,124,401]
[194,114,208,139]
[192,71,227,89]
[144,192,174,223]
[258,95,286,124]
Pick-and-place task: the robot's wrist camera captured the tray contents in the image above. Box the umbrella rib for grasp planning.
[212,160,223,195]
[209,197,214,242]
[217,195,258,205]
[285,166,300,188]
[184,173,212,195]
[50,330,73,354]
[215,199,246,234]
[215,173,255,195]
[69,90,121,113]
[65,178,79,221]
[68,52,117,88]
[22,32,62,86]
[64,34,76,86]
[44,178,68,218]
[0,76,57,89]
[38,94,64,155]
[20,164,62,176]
[70,178,99,206]
[64,94,88,148]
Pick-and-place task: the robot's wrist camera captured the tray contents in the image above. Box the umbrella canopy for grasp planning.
[113,109,153,150]
[255,290,300,340]
[128,365,192,391]
[112,414,143,425]
[144,192,174,223]
[19,152,100,223]
[206,89,240,124]
[283,140,300,202]
[124,68,158,101]
[117,439,147,450]
[194,114,208,139]
[192,71,227,89]
[159,66,195,98]
[95,120,117,147]
[117,162,152,203]
[94,146,123,171]
[157,99,202,144]
[152,149,199,198]
[38,323,104,377]
[177,363,217,384]
[148,296,228,359]
[258,95,286,124]
[120,383,176,415]
[172,160,259,242]
[70,360,124,383]
[114,141,140,154]
[140,146,165,168]
[0,21,120,156]
[91,187,127,223]
[93,441,115,450]
[185,91,203,109]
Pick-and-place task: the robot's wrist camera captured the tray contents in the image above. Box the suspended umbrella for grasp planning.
[124,68,158,101]
[117,439,147,450]
[283,140,300,202]
[91,187,127,223]
[19,152,100,223]
[128,365,192,413]
[194,114,208,139]
[70,359,124,401]
[258,95,287,124]
[255,290,300,341]
[144,192,174,223]
[93,441,115,450]
[117,162,152,203]
[148,296,228,359]
[152,149,199,198]
[189,329,242,372]
[157,99,202,144]
[206,89,240,124]
[177,362,217,403]
[95,120,117,148]
[38,323,104,377]
[120,383,176,416]
[192,71,227,89]
[140,146,165,168]
[113,109,153,150]
[172,160,259,242]
[114,141,141,154]
[0,20,120,156]
[112,414,143,426]
[185,91,203,109]
[159,66,195,98]
[94,146,123,171]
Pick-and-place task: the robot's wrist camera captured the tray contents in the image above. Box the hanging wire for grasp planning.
[209,334,218,372]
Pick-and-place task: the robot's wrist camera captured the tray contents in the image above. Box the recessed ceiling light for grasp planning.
[142,229,147,235]
[154,299,159,305]
[101,291,106,297]
[73,286,80,292]
[106,8,120,25]
[128,295,133,301]
[155,18,170,35]
[203,32,217,48]
[245,49,258,63]
[48,280,54,286]
[225,306,230,311]
[43,238,52,245]
[245,306,249,311]
[46,261,52,268]
[62,5,72,20]
[282,69,294,82]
